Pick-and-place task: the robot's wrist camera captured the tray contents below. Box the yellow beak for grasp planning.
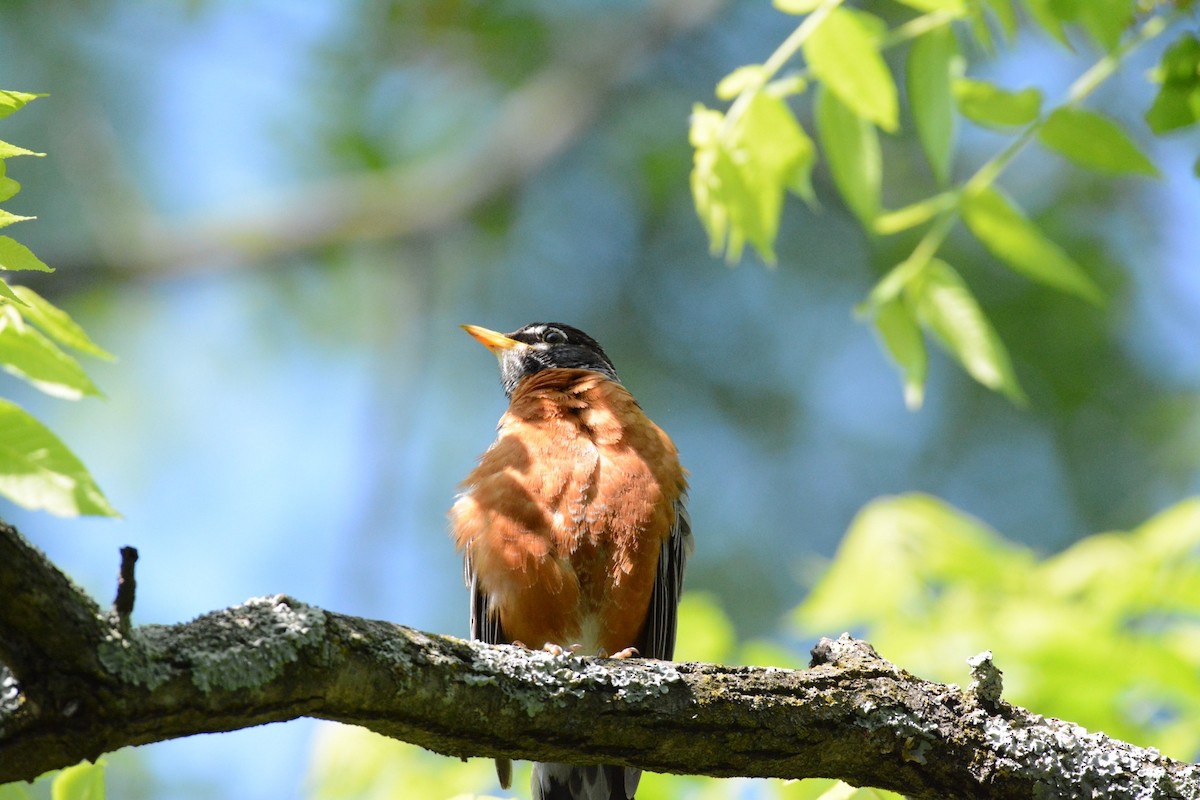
[461,324,525,354]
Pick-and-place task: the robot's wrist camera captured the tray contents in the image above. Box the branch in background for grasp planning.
[1,521,1197,798]
[44,0,722,280]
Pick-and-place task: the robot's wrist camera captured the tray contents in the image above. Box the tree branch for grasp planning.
[1,520,1197,798]
[39,0,722,280]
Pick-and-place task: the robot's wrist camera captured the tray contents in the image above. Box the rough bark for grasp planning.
[1,521,1196,798]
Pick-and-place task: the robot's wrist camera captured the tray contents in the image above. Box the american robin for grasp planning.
[451,322,692,800]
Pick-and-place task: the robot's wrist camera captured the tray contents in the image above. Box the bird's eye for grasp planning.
[542,328,568,345]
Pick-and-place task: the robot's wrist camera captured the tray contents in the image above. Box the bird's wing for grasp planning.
[637,494,693,660]
[466,550,509,645]
[466,550,514,790]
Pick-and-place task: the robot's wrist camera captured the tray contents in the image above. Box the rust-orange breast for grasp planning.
[451,368,685,654]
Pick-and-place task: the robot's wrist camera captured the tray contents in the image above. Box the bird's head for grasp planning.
[462,322,619,397]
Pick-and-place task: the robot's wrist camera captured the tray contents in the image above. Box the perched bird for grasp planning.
[451,322,692,800]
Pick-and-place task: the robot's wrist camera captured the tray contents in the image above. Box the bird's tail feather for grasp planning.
[531,763,640,800]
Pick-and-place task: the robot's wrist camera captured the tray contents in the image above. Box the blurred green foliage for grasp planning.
[798,494,1200,761]
[0,761,106,800]
[0,91,115,518]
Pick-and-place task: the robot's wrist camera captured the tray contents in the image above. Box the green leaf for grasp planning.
[0,236,53,272]
[774,0,823,13]
[0,308,103,399]
[1145,34,1200,135]
[11,286,114,360]
[1077,0,1134,52]
[716,65,766,101]
[690,105,733,257]
[893,0,965,13]
[908,26,960,184]
[1020,0,1070,46]
[1038,107,1158,176]
[982,0,1018,39]
[0,400,117,517]
[0,90,45,121]
[0,210,35,229]
[0,140,44,159]
[953,78,1042,128]
[0,782,34,800]
[0,276,25,305]
[673,592,737,663]
[872,293,927,409]
[0,161,19,203]
[804,7,899,132]
[815,84,880,227]
[911,259,1025,402]
[765,73,808,98]
[690,95,815,263]
[51,762,105,800]
[961,186,1105,305]
[797,493,1029,631]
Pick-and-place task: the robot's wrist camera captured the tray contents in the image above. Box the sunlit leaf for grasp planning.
[1020,0,1070,46]
[815,85,880,227]
[774,0,823,14]
[716,65,766,101]
[797,493,1030,631]
[0,308,103,399]
[872,293,927,409]
[893,0,965,13]
[812,781,866,800]
[0,782,34,800]
[11,286,114,360]
[0,140,44,159]
[1038,107,1158,176]
[804,7,898,132]
[0,277,24,305]
[0,236,53,272]
[912,259,1025,402]
[766,73,809,98]
[0,210,34,229]
[1145,33,1200,135]
[690,94,815,263]
[0,161,19,203]
[799,495,1200,758]
[674,592,737,663]
[0,90,44,121]
[0,399,117,518]
[908,26,961,184]
[961,186,1104,305]
[983,0,1017,39]
[953,78,1041,128]
[1077,0,1134,52]
[51,762,105,800]
[967,4,994,51]
[307,724,503,800]
[690,104,733,258]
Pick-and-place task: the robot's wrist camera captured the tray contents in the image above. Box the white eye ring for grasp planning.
[543,327,568,345]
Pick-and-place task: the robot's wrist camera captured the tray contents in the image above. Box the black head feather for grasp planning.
[497,322,618,397]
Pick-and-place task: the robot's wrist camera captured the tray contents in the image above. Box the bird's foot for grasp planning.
[599,647,640,659]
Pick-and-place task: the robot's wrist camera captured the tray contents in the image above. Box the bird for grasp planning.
[450,322,692,800]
